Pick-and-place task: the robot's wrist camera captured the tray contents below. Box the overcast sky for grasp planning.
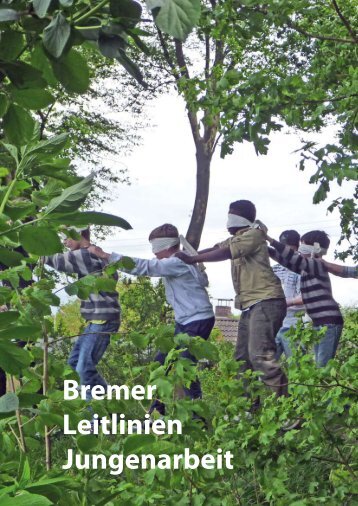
[97,93,357,312]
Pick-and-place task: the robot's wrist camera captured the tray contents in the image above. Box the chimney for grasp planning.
[214,298,233,318]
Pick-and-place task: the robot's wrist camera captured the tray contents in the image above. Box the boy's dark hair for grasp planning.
[279,230,300,248]
[301,230,330,250]
[148,224,179,241]
[229,200,256,222]
[81,228,90,241]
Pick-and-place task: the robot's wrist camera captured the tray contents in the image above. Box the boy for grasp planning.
[272,230,305,359]
[176,200,288,397]
[267,230,357,366]
[44,228,120,398]
[89,224,215,415]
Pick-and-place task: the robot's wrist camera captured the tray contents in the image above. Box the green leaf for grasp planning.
[3,105,36,146]
[25,133,68,156]
[51,49,90,93]
[0,94,9,117]
[98,34,127,59]
[45,174,93,214]
[0,31,24,60]
[189,339,219,361]
[2,62,47,89]
[0,325,41,340]
[148,0,201,40]
[76,434,99,452]
[0,248,24,267]
[0,341,32,374]
[47,211,132,229]
[0,311,20,326]
[33,0,52,18]
[0,9,20,22]
[0,392,19,412]
[130,332,150,349]
[43,13,71,58]
[116,50,146,86]
[60,0,74,6]
[10,89,55,110]
[31,44,57,87]
[19,226,62,256]
[123,434,156,455]
[0,167,9,177]
[110,0,142,22]
[0,493,52,506]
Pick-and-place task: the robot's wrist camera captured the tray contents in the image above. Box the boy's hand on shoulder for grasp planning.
[175,251,195,264]
[88,245,110,260]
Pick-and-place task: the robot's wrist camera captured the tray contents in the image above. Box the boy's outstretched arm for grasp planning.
[175,247,231,264]
[322,260,357,278]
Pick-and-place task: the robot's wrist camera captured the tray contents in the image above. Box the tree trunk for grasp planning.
[185,143,212,250]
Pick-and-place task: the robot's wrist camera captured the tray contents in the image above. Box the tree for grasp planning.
[141,0,357,254]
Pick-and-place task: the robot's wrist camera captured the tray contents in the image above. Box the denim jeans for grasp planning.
[313,324,343,367]
[275,326,294,359]
[68,320,119,400]
[150,316,215,415]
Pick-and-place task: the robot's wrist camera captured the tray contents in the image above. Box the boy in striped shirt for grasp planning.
[267,230,356,366]
[45,228,120,398]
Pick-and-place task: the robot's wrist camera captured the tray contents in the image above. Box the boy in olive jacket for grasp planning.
[176,200,287,397]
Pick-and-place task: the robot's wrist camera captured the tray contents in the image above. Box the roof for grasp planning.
[214,317,239,344]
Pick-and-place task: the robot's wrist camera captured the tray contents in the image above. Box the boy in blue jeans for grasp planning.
[267,230,357,366]
[45,228,120,398]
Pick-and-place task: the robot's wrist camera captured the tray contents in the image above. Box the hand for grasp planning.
[0,305,8,312]
[88,245,110,260]
[175,251,196,264]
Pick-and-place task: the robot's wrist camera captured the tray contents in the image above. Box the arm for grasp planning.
[175,247,232,264]
[44,251,77,274]
[266,237,323,276]
[89,246,192,278]
[322,260,357,278]
[287,295,303,307]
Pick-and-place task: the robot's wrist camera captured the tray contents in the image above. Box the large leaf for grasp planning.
[0,493,52,506]
[33,0,52,18]
[3,105,35,146]
[43,13,71,58]
[98,33,127,58]
[24,133,68,156]
[147,0,200,40]
[11,88,55,110]
[0,392,19,413]
[110,0,142,22]
[19,226,62,255]
[0,325,41,340]
[0,247,24,267]
[51,49,90,93]
[0,311,20,326]
[48,211,132,230]
[3,62,47,89]
[76,434,99,452]
[123,434,156,455]
[0,31,24,60]
[31,44,57,87]
[45,174,93,214]
[0,9,20,22]
[0,341,32,374]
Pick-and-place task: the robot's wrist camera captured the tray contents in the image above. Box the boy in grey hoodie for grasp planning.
[89,224,215,415]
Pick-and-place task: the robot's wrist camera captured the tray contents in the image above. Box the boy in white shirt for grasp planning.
[89,223,215,415]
